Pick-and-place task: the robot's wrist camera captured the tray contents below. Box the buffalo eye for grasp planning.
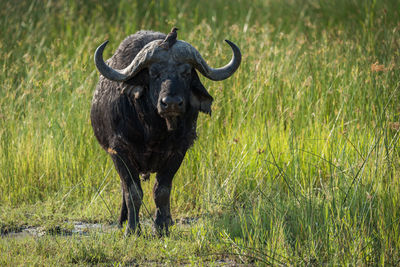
[149,66,161,79]
[178,64,191,79]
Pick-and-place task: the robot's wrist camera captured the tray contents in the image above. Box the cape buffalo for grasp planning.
[91,28,241,235]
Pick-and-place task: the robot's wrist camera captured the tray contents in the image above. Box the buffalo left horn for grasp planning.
[172,39,242,81]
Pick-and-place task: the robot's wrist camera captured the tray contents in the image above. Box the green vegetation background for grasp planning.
[0,0,399,265]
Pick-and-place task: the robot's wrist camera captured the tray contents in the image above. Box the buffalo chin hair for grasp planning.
[165,116,179,131]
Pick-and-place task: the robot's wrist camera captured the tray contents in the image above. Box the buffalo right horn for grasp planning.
[94,40,163,82]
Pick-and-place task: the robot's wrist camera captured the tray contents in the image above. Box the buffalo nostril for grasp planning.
[176,98,183,107]
[161,97,169,108]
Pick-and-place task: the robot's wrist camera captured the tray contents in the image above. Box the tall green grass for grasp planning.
[1,0,399,264]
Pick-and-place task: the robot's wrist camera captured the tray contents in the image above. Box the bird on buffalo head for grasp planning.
[159,27,178,49]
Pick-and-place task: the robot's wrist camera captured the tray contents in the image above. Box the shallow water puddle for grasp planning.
[2,221,118,238]
[2,217,199,238]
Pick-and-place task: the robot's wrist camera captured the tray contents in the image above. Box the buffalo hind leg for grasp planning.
[118,186,128,228]
[111,154,143,236]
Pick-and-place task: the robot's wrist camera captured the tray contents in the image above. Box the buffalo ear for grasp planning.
[121,69,149,99]
[190,71,213,115]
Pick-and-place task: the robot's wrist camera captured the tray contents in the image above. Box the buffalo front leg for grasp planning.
[153,179,173,236]
[153,153,185,236]
[111,154,143,236]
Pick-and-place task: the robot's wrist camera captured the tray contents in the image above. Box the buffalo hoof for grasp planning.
[153,216,174,237]
[124,224,141,237]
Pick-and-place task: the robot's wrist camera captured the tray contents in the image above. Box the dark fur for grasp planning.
[91,31,213,235]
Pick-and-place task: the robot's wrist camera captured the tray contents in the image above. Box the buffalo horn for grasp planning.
[94,39,241,82]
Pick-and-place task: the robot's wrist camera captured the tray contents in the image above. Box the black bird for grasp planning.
[160,27,178,49]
